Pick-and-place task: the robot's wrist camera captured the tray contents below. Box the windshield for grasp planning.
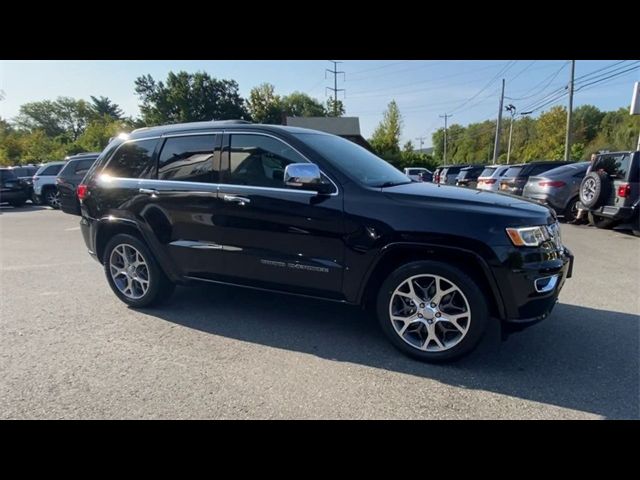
[294,133,410,187]
[504,166,523,177]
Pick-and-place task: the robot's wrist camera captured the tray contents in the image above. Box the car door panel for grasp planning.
[214,132,346,298]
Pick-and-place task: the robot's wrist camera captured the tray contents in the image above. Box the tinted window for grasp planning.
[158,135,217,182]
[593,154,631,179]
[74,159,95,175]
[0,169,17,181]
[543,162,589,178]
[104,140,157,178]
[480,167,497,177]
[529,164,558,176]
[504,166,523,177]
[39,164,63,176]
[227,134,309,188]
[294,133,409,188]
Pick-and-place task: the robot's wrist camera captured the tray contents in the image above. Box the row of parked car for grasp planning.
[0,152,100,211]
[404,151,639,233]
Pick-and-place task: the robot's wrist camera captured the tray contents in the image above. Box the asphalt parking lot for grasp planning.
[1,206,638,419]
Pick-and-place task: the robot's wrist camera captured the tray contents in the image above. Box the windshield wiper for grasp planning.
[374,181,411,188]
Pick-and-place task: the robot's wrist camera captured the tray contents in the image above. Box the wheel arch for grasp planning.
[358,243,506,320]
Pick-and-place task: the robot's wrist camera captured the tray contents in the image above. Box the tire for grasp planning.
[43,187,60,209]
[103,233,175,308]
[562,197,579,223]
[376,260,489,363]
[633,230,640,237]
[579,171,610,209]
[9,199,27,207]
[588,211,618,229]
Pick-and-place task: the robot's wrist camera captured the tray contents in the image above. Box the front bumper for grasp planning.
[492,245,573,331]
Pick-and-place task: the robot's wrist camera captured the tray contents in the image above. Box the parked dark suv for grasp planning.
[57,152,100,215]
[578,151,639,234]
[77,121,573,362]
[500,161,574,196]
[0,168,31,207]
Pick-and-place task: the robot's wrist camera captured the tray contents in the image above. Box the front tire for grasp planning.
[563,197,579,223]
[376,260,489,362]
[43,187,60,209]
[103,233,175,308]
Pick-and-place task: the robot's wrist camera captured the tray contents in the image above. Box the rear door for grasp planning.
[215,131,345,298]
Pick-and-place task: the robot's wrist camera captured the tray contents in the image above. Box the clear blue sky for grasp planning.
[1,60,638,147]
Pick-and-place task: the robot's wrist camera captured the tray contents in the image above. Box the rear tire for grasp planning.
[588,212,618,229]
[376,260,489,362]
[563,197,579,223]
[103,233,175,308]
[43,187,60,209]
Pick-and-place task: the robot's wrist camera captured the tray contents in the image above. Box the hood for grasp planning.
[381,181,552,220]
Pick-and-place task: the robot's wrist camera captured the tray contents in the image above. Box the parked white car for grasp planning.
[403,167,432,182]
[477,165,510,192]
[33,161,66,208]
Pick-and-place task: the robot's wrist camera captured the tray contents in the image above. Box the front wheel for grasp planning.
[103,233,175,308]
[563,197,579,223]
[43,188,60,209]
[376,261,489,362]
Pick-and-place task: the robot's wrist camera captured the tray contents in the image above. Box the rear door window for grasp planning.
[157,134,218,182]
[39,164,63,176]
[104,139,158,178]
[504,166,523,177]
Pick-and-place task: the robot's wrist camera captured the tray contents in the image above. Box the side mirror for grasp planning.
[284,163,332,194]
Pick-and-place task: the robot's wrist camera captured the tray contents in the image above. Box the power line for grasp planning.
[506,62,569,100]
[449,61,516,114]
[348,61,410,75]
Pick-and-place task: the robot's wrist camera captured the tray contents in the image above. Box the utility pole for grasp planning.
[564,60,576,161]
[439,114,452,164]
[492,78,505,163]
[505,104,516,164]
[325,60,345,116]
[415,136,427,151]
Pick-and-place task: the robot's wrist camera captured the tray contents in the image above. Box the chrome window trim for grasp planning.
[224,130,340,196]
[161,131,221,138]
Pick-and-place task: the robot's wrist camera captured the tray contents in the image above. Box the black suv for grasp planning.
[0,168,31,207]
[578,151,639,234]
[57,152,100,215]
[77,121,573,362]
[500,161,574,196]
[455,165,485,188]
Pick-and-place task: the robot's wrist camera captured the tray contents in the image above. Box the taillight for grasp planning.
[77,184,88,201]
[618,183,631,197]
[484,179,496,184]
[538,181,566,188]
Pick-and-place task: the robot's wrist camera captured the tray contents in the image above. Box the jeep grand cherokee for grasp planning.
[76,121,573,362]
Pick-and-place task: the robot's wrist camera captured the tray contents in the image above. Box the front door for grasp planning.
[215,132,345,298]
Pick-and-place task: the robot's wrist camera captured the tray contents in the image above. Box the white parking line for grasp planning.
[64,227,81,231]
[1,261,92,271]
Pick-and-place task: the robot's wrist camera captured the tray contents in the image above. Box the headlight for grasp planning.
[505,226,550,247]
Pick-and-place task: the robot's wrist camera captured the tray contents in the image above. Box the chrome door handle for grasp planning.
[139,188,159,195]
[223,194,251,205]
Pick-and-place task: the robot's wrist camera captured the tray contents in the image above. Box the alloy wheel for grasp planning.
[47,190,61,208]
[389,274,471,352]
[582,177,597,203]
[109,244,150,299]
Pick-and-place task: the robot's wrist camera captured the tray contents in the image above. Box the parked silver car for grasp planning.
[477,165,509,192]
[522,161,590,222]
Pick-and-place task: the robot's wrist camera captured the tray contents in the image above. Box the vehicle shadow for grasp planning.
[141,283,639,419]
[0,204,51,212]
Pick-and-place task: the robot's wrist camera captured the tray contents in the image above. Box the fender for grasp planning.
[357,241,507,319]
[94,215,183,283]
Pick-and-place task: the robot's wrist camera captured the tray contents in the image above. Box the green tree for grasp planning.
[134,71,249,125]
[247,83,283,124]
[281,92,326,117]
[90,96,124,120]
[326,98,345,117]
[76,116,127,152]
[370,100,402,156]
[14,97,92,141]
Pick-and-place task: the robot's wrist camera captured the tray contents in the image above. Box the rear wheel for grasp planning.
[43,188,60,209]
[103,233,175,308]
[376,260,489,362]
[588,212,618,229]
[563,197,579,223]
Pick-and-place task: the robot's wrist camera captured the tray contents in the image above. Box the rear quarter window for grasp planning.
[103,139,158,178]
